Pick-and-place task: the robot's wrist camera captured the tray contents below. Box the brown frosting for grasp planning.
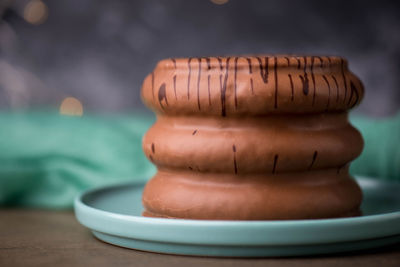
[141,55,364,220]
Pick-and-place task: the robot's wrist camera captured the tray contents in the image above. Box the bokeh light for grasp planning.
[210,0,229,5]
[23,0,48,25]
[59,97,84,116]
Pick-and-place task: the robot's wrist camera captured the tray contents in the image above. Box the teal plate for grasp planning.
[74,177,400,257]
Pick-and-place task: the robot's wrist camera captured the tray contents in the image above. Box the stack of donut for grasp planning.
[141,55,364,220]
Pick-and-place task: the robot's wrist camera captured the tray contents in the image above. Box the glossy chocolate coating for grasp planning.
[141,55,364,220]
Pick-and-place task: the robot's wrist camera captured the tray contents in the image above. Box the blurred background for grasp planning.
[0,0,399,116]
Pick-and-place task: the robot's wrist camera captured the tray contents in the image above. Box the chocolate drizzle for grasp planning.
[219,74,223,100]
[217,57,223,70]
[311,56,316,106]
[246,58,252,73]
[332,75,339,103]
[296,57,301,69]
[232,145,238,175]
[316,56,323,67]
[220,57,231,117]
[149,144,155,162]
[341,59,348,103]
[173,75,177,100]
[284,56,290,66]
[308,151,318,170]
[146,55,360,115]
[288,74,294,101]
[272,154,278,174]
[158,83,168,109]
[142,56,365,220]
[247,58,254,95]
[255,57,269,83]
[187,58,192,100]
[299,57,309,95]
[207,75,211,105]
[322,75,331,110]
[234,57,239,108]
[348,81,359,108]
[274,56,278,109]
[197,58,202,110]
[204,57,211,70]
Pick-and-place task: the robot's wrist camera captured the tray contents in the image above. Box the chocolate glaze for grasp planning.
[141,56,363,116]
[141,55,364,220]
[142,169,362,220]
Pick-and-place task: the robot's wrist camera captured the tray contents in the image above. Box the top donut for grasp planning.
[141,55,364,116]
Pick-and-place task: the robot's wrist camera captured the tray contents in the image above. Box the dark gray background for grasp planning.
[1,0,399,116]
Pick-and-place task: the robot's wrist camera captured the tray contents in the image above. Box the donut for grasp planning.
[141,55,364,220]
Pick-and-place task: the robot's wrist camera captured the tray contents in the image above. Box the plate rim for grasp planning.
[74,176,400,246]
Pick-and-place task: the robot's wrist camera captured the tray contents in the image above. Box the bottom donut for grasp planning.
[142,169,363,220]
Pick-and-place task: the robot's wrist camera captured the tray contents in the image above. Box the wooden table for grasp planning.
[1,209,399,267]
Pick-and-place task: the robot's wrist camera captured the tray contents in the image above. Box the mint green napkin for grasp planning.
[0,111,399,209]
[350,113,400,182]
[0,111,155,209]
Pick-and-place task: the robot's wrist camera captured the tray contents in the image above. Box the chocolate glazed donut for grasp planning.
[141,55,364,220]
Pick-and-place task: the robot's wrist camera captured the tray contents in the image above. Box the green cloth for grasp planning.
[0,111,156,209]
[0,111,399,209]
[350,113,400,182]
